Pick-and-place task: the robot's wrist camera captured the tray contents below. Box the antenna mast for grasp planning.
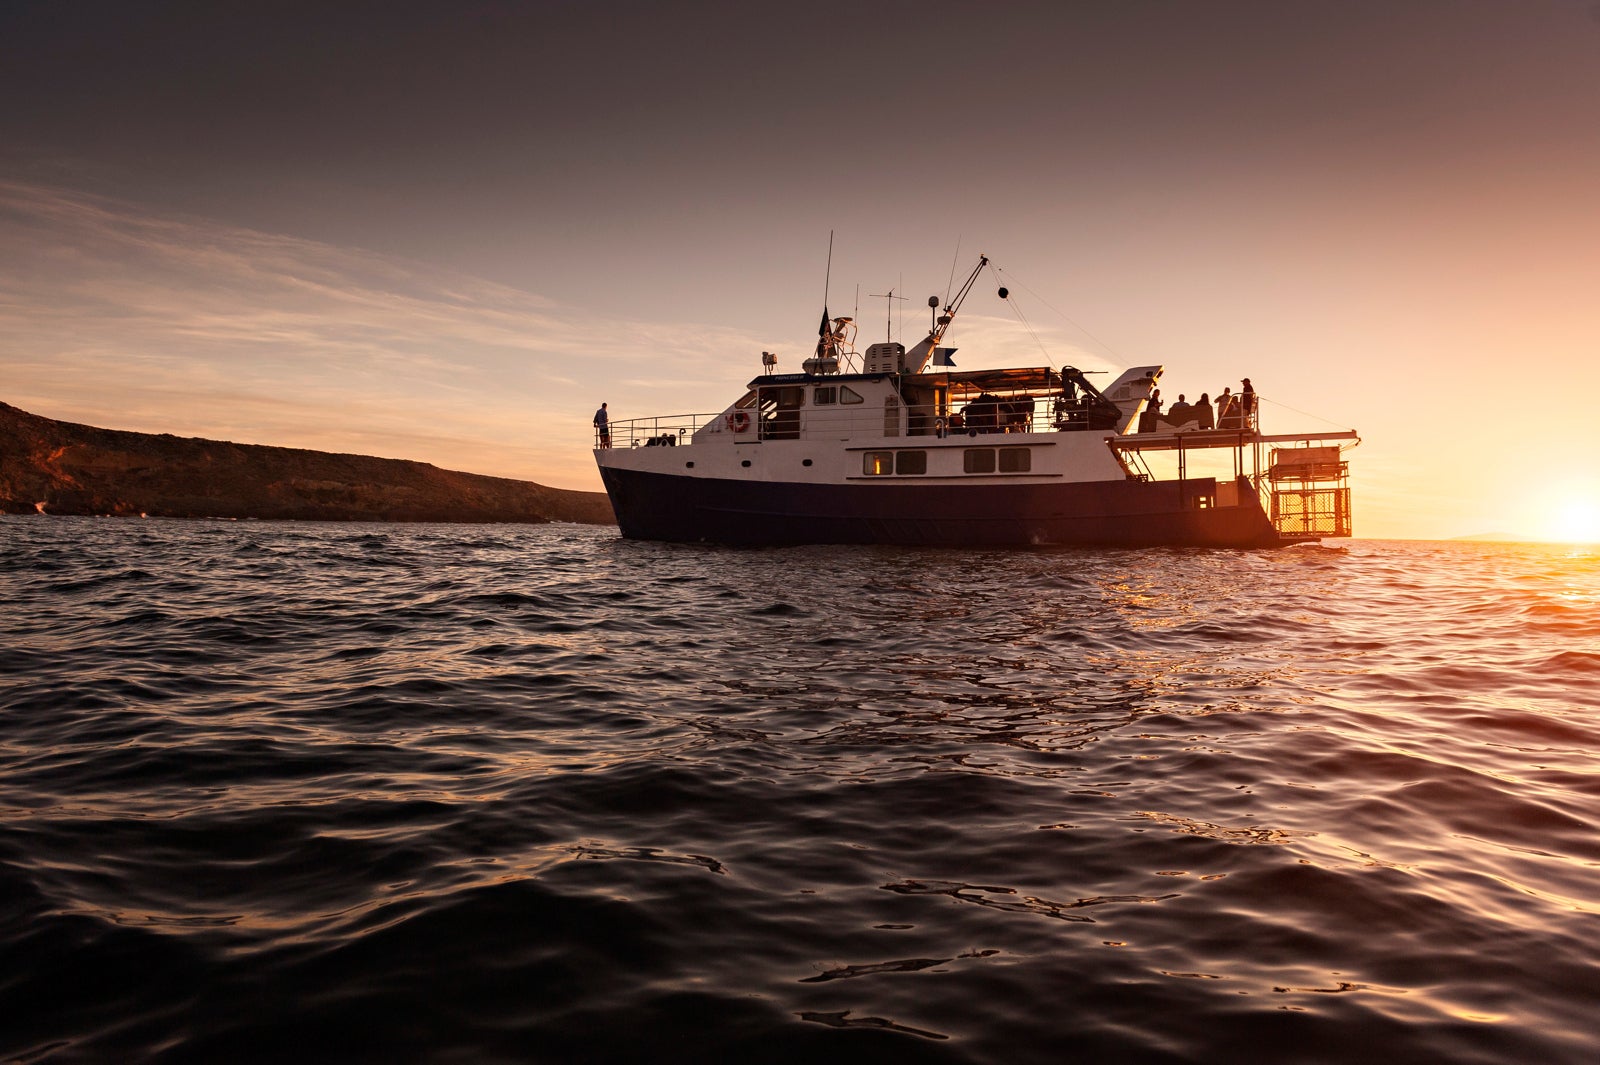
[823,230,833,309]
[935,254,990,343]
[869,289,908,342]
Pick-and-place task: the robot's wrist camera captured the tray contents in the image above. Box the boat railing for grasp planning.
[598,397,1253,446]
[600,414,720,449]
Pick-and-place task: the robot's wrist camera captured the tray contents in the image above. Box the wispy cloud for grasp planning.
[0,181,784,488]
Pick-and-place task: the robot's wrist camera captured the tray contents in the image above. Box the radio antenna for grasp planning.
[823,230,833,308]
[868,287,908,342]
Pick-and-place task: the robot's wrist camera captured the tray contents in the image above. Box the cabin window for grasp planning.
[998,447,1032,473]
[760,385,804,408]
[964,449,996,474]
[759,385,805,440]
[895,450,927,475]
[863,451,894,476]
[840,386,863,405]
[814,387,837,405]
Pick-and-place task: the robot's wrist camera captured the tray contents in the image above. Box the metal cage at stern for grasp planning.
[1268,445,1352,539]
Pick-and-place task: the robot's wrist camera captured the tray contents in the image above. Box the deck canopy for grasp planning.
[906,366,1062,398]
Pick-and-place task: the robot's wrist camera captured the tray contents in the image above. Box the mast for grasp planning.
[904,254,988,372]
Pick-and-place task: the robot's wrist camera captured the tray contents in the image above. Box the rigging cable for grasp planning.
[1257,395,1359,436]
[944,236,963,307]
[991,264,1125,364]
[986,261,1051,362]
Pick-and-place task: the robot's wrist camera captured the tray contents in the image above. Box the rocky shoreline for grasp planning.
[0,402,614,525]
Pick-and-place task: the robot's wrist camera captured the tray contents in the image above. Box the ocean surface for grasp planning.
[2,517,1598,1064]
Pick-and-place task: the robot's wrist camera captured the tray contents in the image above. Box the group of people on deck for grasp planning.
[1139,378,1255,433]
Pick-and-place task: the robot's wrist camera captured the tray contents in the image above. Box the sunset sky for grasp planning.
[4,1,1599,540]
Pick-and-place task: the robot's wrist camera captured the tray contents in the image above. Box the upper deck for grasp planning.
[602,363,1165,449]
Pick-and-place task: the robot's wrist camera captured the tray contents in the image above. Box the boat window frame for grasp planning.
[963,448,996,474]
[863,451,894,476]
[895,450,927,475]
[999,447,1032,473]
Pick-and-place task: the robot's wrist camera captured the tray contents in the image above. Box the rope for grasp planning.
[1258,395,1357,434]
[988,261,1050,361]
[991,264,1124,363]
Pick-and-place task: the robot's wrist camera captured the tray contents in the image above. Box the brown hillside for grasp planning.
[0,402,615,524]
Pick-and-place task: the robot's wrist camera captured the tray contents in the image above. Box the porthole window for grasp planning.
[741,459,752,468]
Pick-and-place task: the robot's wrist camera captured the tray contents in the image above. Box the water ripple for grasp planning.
[2,518,1598,1064]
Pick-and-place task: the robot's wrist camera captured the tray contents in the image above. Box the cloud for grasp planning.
[0,180,783,488]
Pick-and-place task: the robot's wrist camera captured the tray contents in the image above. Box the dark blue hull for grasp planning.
[598,467,1291,548]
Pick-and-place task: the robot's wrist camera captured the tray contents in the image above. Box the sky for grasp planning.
[3,0,1599,540]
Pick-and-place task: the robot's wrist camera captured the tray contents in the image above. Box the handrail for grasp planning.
[599,414,721,449]
[597,395,1280,446]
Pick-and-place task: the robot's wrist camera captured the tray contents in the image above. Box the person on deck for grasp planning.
[1195,393,1215,430]
[1139,392,1164,433]
[593,402,611,448]
[1240,378,1257,427]
[1217,387,1239,429]
[1165,394,1193,428]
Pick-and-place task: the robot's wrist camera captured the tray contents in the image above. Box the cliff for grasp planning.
[0,402,615,525]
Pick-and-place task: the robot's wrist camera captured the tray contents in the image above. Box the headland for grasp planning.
[0,402,614,524]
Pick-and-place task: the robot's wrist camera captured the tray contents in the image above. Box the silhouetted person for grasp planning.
[1165,393,1193,428]
[1195,393,1214,430]
[1240,378,1256,427]
[1217,386,1239,429]
[1139,391,1164,433]
[593,402,611,448]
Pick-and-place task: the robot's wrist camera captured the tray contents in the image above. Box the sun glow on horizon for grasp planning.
[1543,496,1600,545]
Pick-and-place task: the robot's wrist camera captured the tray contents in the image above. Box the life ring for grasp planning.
[726,410,751,433]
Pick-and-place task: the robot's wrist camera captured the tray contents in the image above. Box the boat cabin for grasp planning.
[698,363,1159,446]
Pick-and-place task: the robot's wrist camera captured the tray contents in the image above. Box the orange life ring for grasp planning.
[727,410,750,433]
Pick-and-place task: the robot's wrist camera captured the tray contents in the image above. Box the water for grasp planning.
[2,517,1598,1064]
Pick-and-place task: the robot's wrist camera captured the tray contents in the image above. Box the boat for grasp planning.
[593,255,1358,548]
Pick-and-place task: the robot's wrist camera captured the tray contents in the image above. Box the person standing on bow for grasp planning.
[593,402,611,448]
